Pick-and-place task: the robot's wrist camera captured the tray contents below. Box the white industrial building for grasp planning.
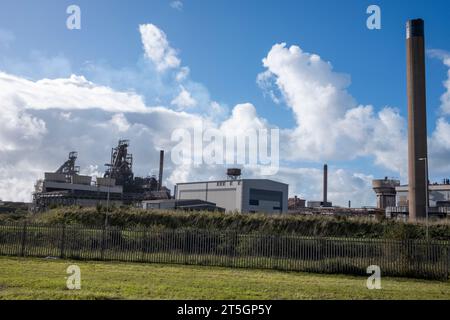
[174,179,288,214]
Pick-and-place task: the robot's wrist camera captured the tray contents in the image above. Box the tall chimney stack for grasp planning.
[406,19,428,220]
[323,164,328,205]
[158,150,164,191]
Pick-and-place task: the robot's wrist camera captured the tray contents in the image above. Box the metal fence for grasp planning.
[0,222,448,280]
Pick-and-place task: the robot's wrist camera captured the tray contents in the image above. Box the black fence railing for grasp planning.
[0,222,448,280]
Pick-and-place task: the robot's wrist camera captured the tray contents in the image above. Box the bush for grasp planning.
[25,206,450,240]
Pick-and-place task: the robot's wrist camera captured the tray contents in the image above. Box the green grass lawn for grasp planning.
[0,256,449,300]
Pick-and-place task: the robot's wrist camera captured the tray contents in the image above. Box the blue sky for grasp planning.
[2,0,449,120]
[1,0,450,206]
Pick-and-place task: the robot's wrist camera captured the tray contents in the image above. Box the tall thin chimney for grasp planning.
[406,19,428,220]
[158,150,164,191]
[323,164,328,205]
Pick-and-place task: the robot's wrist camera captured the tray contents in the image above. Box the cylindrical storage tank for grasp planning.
[372,179,401,209]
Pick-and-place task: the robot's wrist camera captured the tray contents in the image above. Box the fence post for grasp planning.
[183,230,188,265]
[60,224,66,259]
[447,243,450,280]
[20,222,27,257]
[141,229,146,262]
[234,231,238,268]
[101,226,106,260]
[226,231,232,268]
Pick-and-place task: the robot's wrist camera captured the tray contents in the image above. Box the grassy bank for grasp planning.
[12,206,450,240]
[0,256,449,299]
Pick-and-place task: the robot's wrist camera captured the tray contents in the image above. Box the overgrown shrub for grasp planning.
[24,206,450,240]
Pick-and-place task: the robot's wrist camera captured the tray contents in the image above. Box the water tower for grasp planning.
[226,168,242,180]
[372,178,400,209]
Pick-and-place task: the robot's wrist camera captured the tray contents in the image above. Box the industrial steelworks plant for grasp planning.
[32,140,170,211]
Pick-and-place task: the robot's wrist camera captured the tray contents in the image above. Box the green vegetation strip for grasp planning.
[10,206,449,240]
[0,256,449,300]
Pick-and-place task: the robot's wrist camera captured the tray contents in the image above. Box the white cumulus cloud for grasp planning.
[0,72,149,113]
[259,43,407,175]
[171,86,197,109]
[139,24,181,72]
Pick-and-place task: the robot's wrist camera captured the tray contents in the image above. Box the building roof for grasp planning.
[396,184,450,191]
[176,179,288,186]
